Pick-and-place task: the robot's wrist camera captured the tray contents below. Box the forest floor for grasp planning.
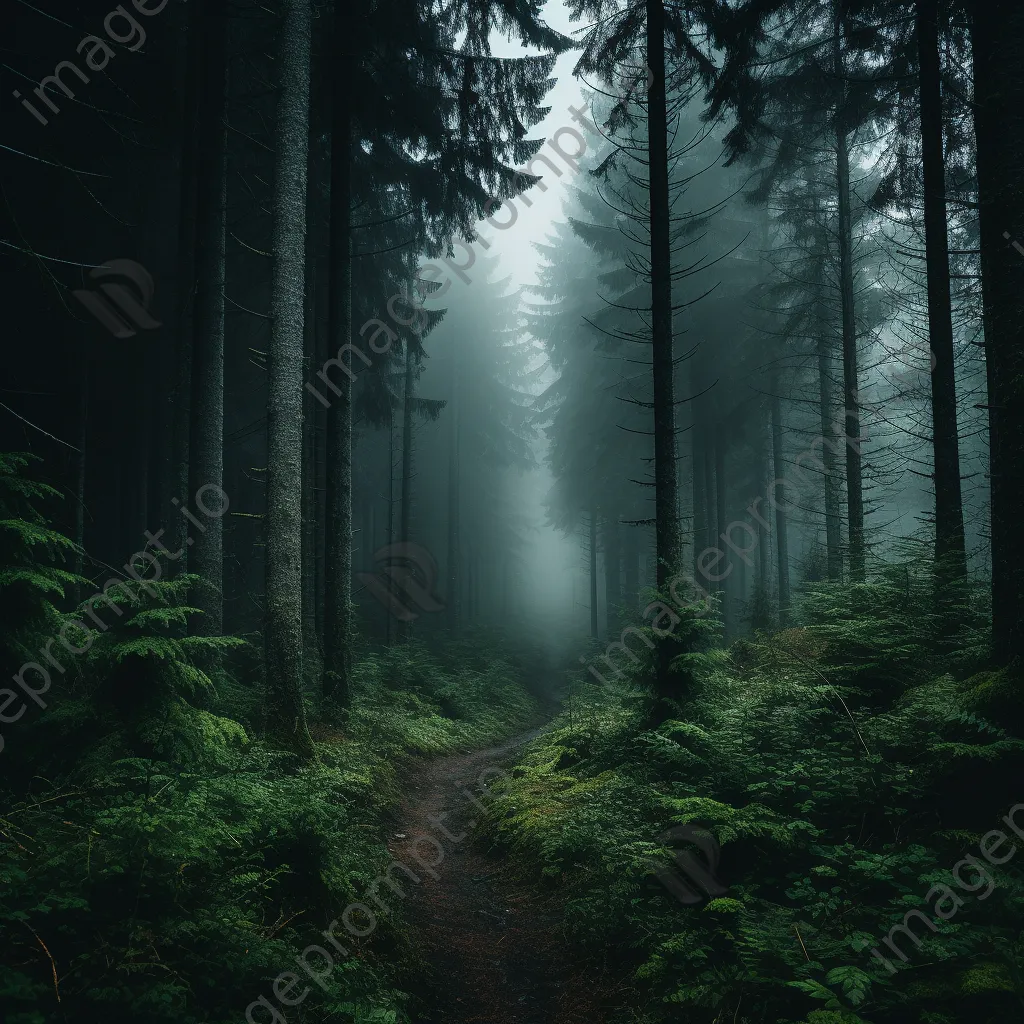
[395,725,617,1024]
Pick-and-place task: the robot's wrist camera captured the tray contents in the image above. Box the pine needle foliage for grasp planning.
[0,452,84,680]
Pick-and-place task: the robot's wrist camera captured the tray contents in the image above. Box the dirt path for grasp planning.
[391,728,607,1024]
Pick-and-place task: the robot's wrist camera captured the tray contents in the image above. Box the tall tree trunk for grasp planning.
[168,0,202,569]
[834,5,864,581]
[771,380,791,621]
[715,441,728,631]
[129,405,149,542]
[714,445,726,557]
[737,533,748,624]
[972,0,1024,662]
[303,17,329,684]
[188,0,229,636]
[623,527,640,616]
[323,4,354,702]
[311,58,330,660]
[757,421,771,606]
[917,0,966,585]
[301,303,318,672]
[703,443,716,589]
[170,311,193,568]
[692,420,707,587]
[313,325,328,653]
[385,404,396,646]
[266,0,314,758]
[604,513,621,632]
[715,439,726,597]
[72,353,88,605]
[312,370,328,653]
[647,0,681,715]
[398,341,416,641]
[816,305,844,580]
[589,506,599,641]
[646,0,679,585]
[446,352,461,636]
[140,175,178,552]
[400,344,415,547]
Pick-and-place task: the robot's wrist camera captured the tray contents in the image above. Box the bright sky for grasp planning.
[479,0,589,291]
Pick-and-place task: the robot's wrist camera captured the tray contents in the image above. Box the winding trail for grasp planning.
[391,728,611,1024]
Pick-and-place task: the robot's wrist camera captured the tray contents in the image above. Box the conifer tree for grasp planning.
[189,0,230,636]
[266,0,315,756]
[971,0,1024,661]
[320,0,567,698]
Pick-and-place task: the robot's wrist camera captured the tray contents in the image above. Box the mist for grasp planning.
[1,1,1021,1022]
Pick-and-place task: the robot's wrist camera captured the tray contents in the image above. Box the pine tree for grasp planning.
[320,0,566,697]
[971,0,1024,662]
[265,0,315,757]
[188,0,229,637]
[915,0,966,582]
[322,0,356,705]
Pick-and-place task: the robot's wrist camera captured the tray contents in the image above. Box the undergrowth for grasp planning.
[486,566,1024,1024]
[0,454,538,1024]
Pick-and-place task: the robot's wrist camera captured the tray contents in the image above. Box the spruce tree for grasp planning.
[265,0,315,757]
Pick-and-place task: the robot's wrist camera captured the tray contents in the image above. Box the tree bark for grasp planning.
[816,305,843,580]
[589,506,599,640]
[398,340,416,641]
[917,0,966,584]
[647,0,681,714]
[166,0,202,571]
[749,413,773,630]
[266,0,315,758]
[401,343,415,549]
[623,526,640,616]
[72,352,88,606]
[703,443,716,589]
[385,404,396,646]
[647,0,680,589]
[757,424,770,592]
[446,350,461,637]
[311,62,330,659]
[771,380,791,621]
[834,5,864,581]
[188,0,228,636]
[972,0,1024,662]
[323,3,354,702]
[715,441,727,619]
[691,420,707,588]
[604,513,621,632]
[303,16,329,684]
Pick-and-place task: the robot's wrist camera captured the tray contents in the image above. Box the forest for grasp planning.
[2,0,1024,1021]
